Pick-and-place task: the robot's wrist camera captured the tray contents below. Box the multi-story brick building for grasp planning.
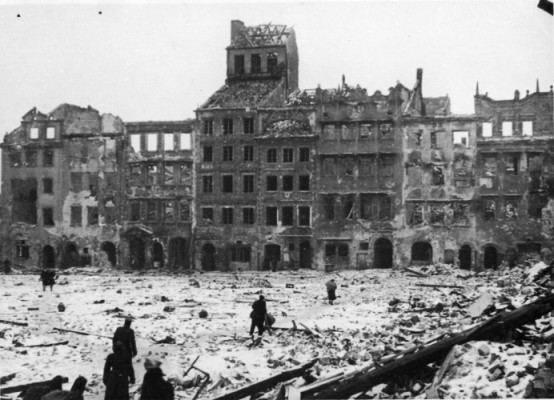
[0,104,125,269]
[123,121,194,270]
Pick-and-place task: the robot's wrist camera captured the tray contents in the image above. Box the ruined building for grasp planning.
[123,121,194,269]
[0,105,125,269]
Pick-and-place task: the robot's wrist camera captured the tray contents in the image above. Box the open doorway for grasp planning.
[374,238,393,268]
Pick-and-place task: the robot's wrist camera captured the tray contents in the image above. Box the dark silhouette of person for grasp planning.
[326,279,337,305]
[21,375,64,400]
[39,269,58,291]
[113,317,137,358]
[249,295,267,337]
[103,341,135,400]
[140,358,174,400]
[42,376,88,400]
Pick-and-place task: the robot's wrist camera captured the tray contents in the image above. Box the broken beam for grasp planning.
[0,377,69,395]
[52,327,112,339]
[213,359,318,400]
[26,341,69,348]
[0,319,28,327]
[403,267,429,278]
[415,283,465,289]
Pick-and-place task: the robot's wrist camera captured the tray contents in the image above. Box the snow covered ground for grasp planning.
[0,266,551,399]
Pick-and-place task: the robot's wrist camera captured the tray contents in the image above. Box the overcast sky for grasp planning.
[0,0,552,138]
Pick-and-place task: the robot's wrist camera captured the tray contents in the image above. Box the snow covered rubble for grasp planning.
[0,263,552,399]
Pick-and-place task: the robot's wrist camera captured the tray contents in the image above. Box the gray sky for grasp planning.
[0,0,552,138]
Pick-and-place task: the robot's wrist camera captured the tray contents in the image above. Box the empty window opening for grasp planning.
[453,203,469,225]
[88,174,98,196]
[342,194,355,219]
[379,196,392,220]
[43,178,53,194]
[528,193,547,219]
[299,147,310,162]
[201,207,214,223]
[453,131,469,147]
[266,207,278,226]
[179,133,191,150]
[251,54,261,73]
[16,240,30,258]
[482,122,493,137]
[243,145,254,161]
[234,55,245,75]
[505,201,518,219]
[223,146,233,161]
[299,206,310,226]
[147,201,157,221]
[410,203,424,225]
[411,242,433,264]
[222,175,233,193]
[360,157,375,176]
[25,150,37,167]
[242,207,255,224]
[243,174,254,193]
[266,175,278,191]
[299,175,310,191]
[146,133,158,151]
[43,208,54,226]
[484,200,496,220]
[180,201,190,221]
[502,121,513,137]
[283,148,294,163]
[322,158,336,176]
[12,178,37,224]
[163,201,174,221]
[483,156,498,177]
[30,127,39,139]
[360,194,372,220]
[223,119,234,135]
[203,120,213,135]
[432,165,445,185]
[380,123,392,139]
[380,156,394,176]
[430,204,445,224]
[203,146,213,162]
[267,148,277,163]
[282,206,294,226]
[505,154,519,174]
[164,133,174,151]
[267,53,278,74]
[130,134,141,152]
[9,152,22,167]
[283,175,293,191]
[322,195,335,220]
[522,121,533,136]
[46,127,55,139]
[88,206,99,226]
[70,206,82,227]
[131,165,142,184]
[341,157,355,176]
[146,165,159,185]
[130,202,141,221]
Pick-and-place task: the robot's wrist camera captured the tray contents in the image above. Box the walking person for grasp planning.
[140,358,174,400]
[113,317,137,359]
[103,341,135,400]
[39,268,58,291]
[249,295,267,337]
[326,279,337,305]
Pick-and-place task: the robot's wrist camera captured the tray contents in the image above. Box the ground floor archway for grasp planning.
[484,245,498,270]
[299,241,311,269]
[459,244,472,270]
[374,238,393,268]
[201,243,216,271]
[152,241,164,269]
[61,242,79,269]
[411,241,433,264]
[42,245,55,269]
[101,241,117,267]
[169,237,188,269]
[129,238,145,269]
[264,244,281,271]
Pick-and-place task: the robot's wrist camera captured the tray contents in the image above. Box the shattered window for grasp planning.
[411,130,423,146]
[70,206,82,227]
[283,175,293,191]
[528,193,546,219]
[266,207,278,226]
[251,54,261,73]
[299,147,310,162]
[223,146,233,161]
[130,134,141,152]
[43,178,53,194]
[16,240,29,258]
[46,127,56,140]
[322,158,336,176]
[505,154,519,175]
[88,174,98,196]
[432,165,445,185]
[341,125,355,141]
[340,157,356,176]
[484,200,496,221]
[453,131,469,147]
[453,203,469,225]
[203,120,213,135]
[379,196,392,220]
[267,53,278,74]
[179,133,191,150]
[360,194,373,220]
[146,133,158,151]
[222,207,234,224]
[359,157,375,176]
[163,201,174,221]
[25,150,37,167]
[43,208,54,226]
[321,195,335,220]
[266,175,278,191]
[243,174,255,193]
[203,146,213,162]
[147,201,157,221]
[242,207,255,225]
[482,123,493,137]
[379,123,392,139]
[505,200,518,220]
[243,145,254,161]
[342,194,355,219]
[146,165,159,185]
[103,197,116,224]
[223,119,234,135]
[266,148,277,163]
[130,202,141,221]
[282,206,294,226]
[430,204,445,224]
[87,206,99,226]
[164,133,174,151]
[360,124,372,139]
[502,121,513,137]
[180,165,191,185]
[130,165,142,185]
[299,175,310,191]
[9,152,22,167]
[30,127,39,140]
[164,165,174,185]
[222,175,233,193]
[180,201,190,221]
[201,207,213,223]
[299,206,310,226]
[430,131,445,149]
[483,156,497,177]
[244,118,254,134]
[522,121,533,136]
[410,203,424,226]
[283,148,293,163]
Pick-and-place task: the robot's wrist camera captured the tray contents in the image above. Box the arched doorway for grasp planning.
[42,245,55,269]
[299,241,312,269]
[506,247,518,268]
[101,241,117,267]
[484,246,498,270]
[169,237,188,269]
[61,242,79,269]
[201,243,216,271]
[411,242,433,264]
[374,238,393,268]
[459,245,472,270]
[264,244,281,271]
[129,237,145,269]
[152,241,164,269]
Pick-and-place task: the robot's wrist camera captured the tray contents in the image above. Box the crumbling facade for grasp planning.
[122,121,194,269]
[0,104,125,269]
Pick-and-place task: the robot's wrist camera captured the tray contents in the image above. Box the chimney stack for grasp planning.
[231,20,245,42]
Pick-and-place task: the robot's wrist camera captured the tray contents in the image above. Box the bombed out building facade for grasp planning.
[1,20,553,271]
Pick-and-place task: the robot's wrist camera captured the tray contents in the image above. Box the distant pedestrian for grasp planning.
[39,269,58,291]
[42,376,87,400]
[140,358,174,400]
[326,279,337,305]
[21,375,64,400]
[3,259,11,274]
[103,341,135,400]
[249,295,267,337]
[113,317,137,358]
